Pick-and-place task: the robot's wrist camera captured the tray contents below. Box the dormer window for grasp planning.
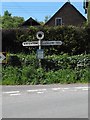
[55,17,62,26]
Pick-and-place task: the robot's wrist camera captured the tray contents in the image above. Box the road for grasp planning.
[2,84,88,118]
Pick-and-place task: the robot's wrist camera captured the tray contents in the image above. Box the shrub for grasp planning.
[2,26,90,54]
[7,54,21,67]
[2,54,90,85]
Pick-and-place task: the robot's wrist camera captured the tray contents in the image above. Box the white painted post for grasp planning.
[36,31,44,68]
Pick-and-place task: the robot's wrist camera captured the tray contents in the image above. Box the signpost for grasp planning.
[22,41,62,46]
[22,41,38,46]
[36,31,44,67]
[22,31,63,67]
[42,41,62,46]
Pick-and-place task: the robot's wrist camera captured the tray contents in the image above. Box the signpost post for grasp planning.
[36,31,44,67]
[22,31,63,67]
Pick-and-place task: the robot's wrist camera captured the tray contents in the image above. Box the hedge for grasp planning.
[2,66,89,85]
[2,25,90,55]
[5,53,90,70]
[2,54,90,85]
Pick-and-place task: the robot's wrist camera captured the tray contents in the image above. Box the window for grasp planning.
[55,18,62,26]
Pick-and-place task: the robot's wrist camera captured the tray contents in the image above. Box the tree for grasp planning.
[12,16,24,27]
[2,10,24,28]
[39,21,44,26]
[4,10,11,17]
[44,15,51,23]
[2,11,13,28]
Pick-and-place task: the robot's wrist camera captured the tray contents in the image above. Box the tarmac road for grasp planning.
[2,84,88,118]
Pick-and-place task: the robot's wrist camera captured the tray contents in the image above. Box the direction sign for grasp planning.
[42,41,62,46]
[0,53,6,63]
[22,41,62,46]
[22,41,38,46]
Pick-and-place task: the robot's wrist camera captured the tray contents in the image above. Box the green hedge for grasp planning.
[2,66,89,85]
[6,53,90,71]
[2,54,90,85]
[2,26,90,55]
[2,25,90,85]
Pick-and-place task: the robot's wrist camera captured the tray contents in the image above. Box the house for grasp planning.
[83,0,90,23]
[45,2,86,26]
[21,17,40,27]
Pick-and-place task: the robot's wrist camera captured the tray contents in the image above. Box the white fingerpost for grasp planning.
[22,31,63,68]
[36,31,44,67]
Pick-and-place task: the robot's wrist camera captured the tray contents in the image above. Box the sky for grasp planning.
[1,1,87,22]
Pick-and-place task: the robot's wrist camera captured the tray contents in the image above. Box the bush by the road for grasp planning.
[2,25,90,55]
[2,54,90,85]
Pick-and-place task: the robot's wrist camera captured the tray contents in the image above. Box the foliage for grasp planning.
[1,10,24,28]
[44,15,51,23]
[2,54,90,85]
[2,25,90,54]
[88,1,90,24]
[7,54,21,67]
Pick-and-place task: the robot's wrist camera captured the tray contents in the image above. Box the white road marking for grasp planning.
[82,88,88,91]
[37,91,44,94]
[10,93,21,96]
[63,88,70,90]
[2,86,88,96]
[52,87,89,92]
[52,87,69,91]
[27,89,39,92]
[52,88,61,90]
[74,87,88,89]
[27,89,47,93]
[3,91,20,94]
